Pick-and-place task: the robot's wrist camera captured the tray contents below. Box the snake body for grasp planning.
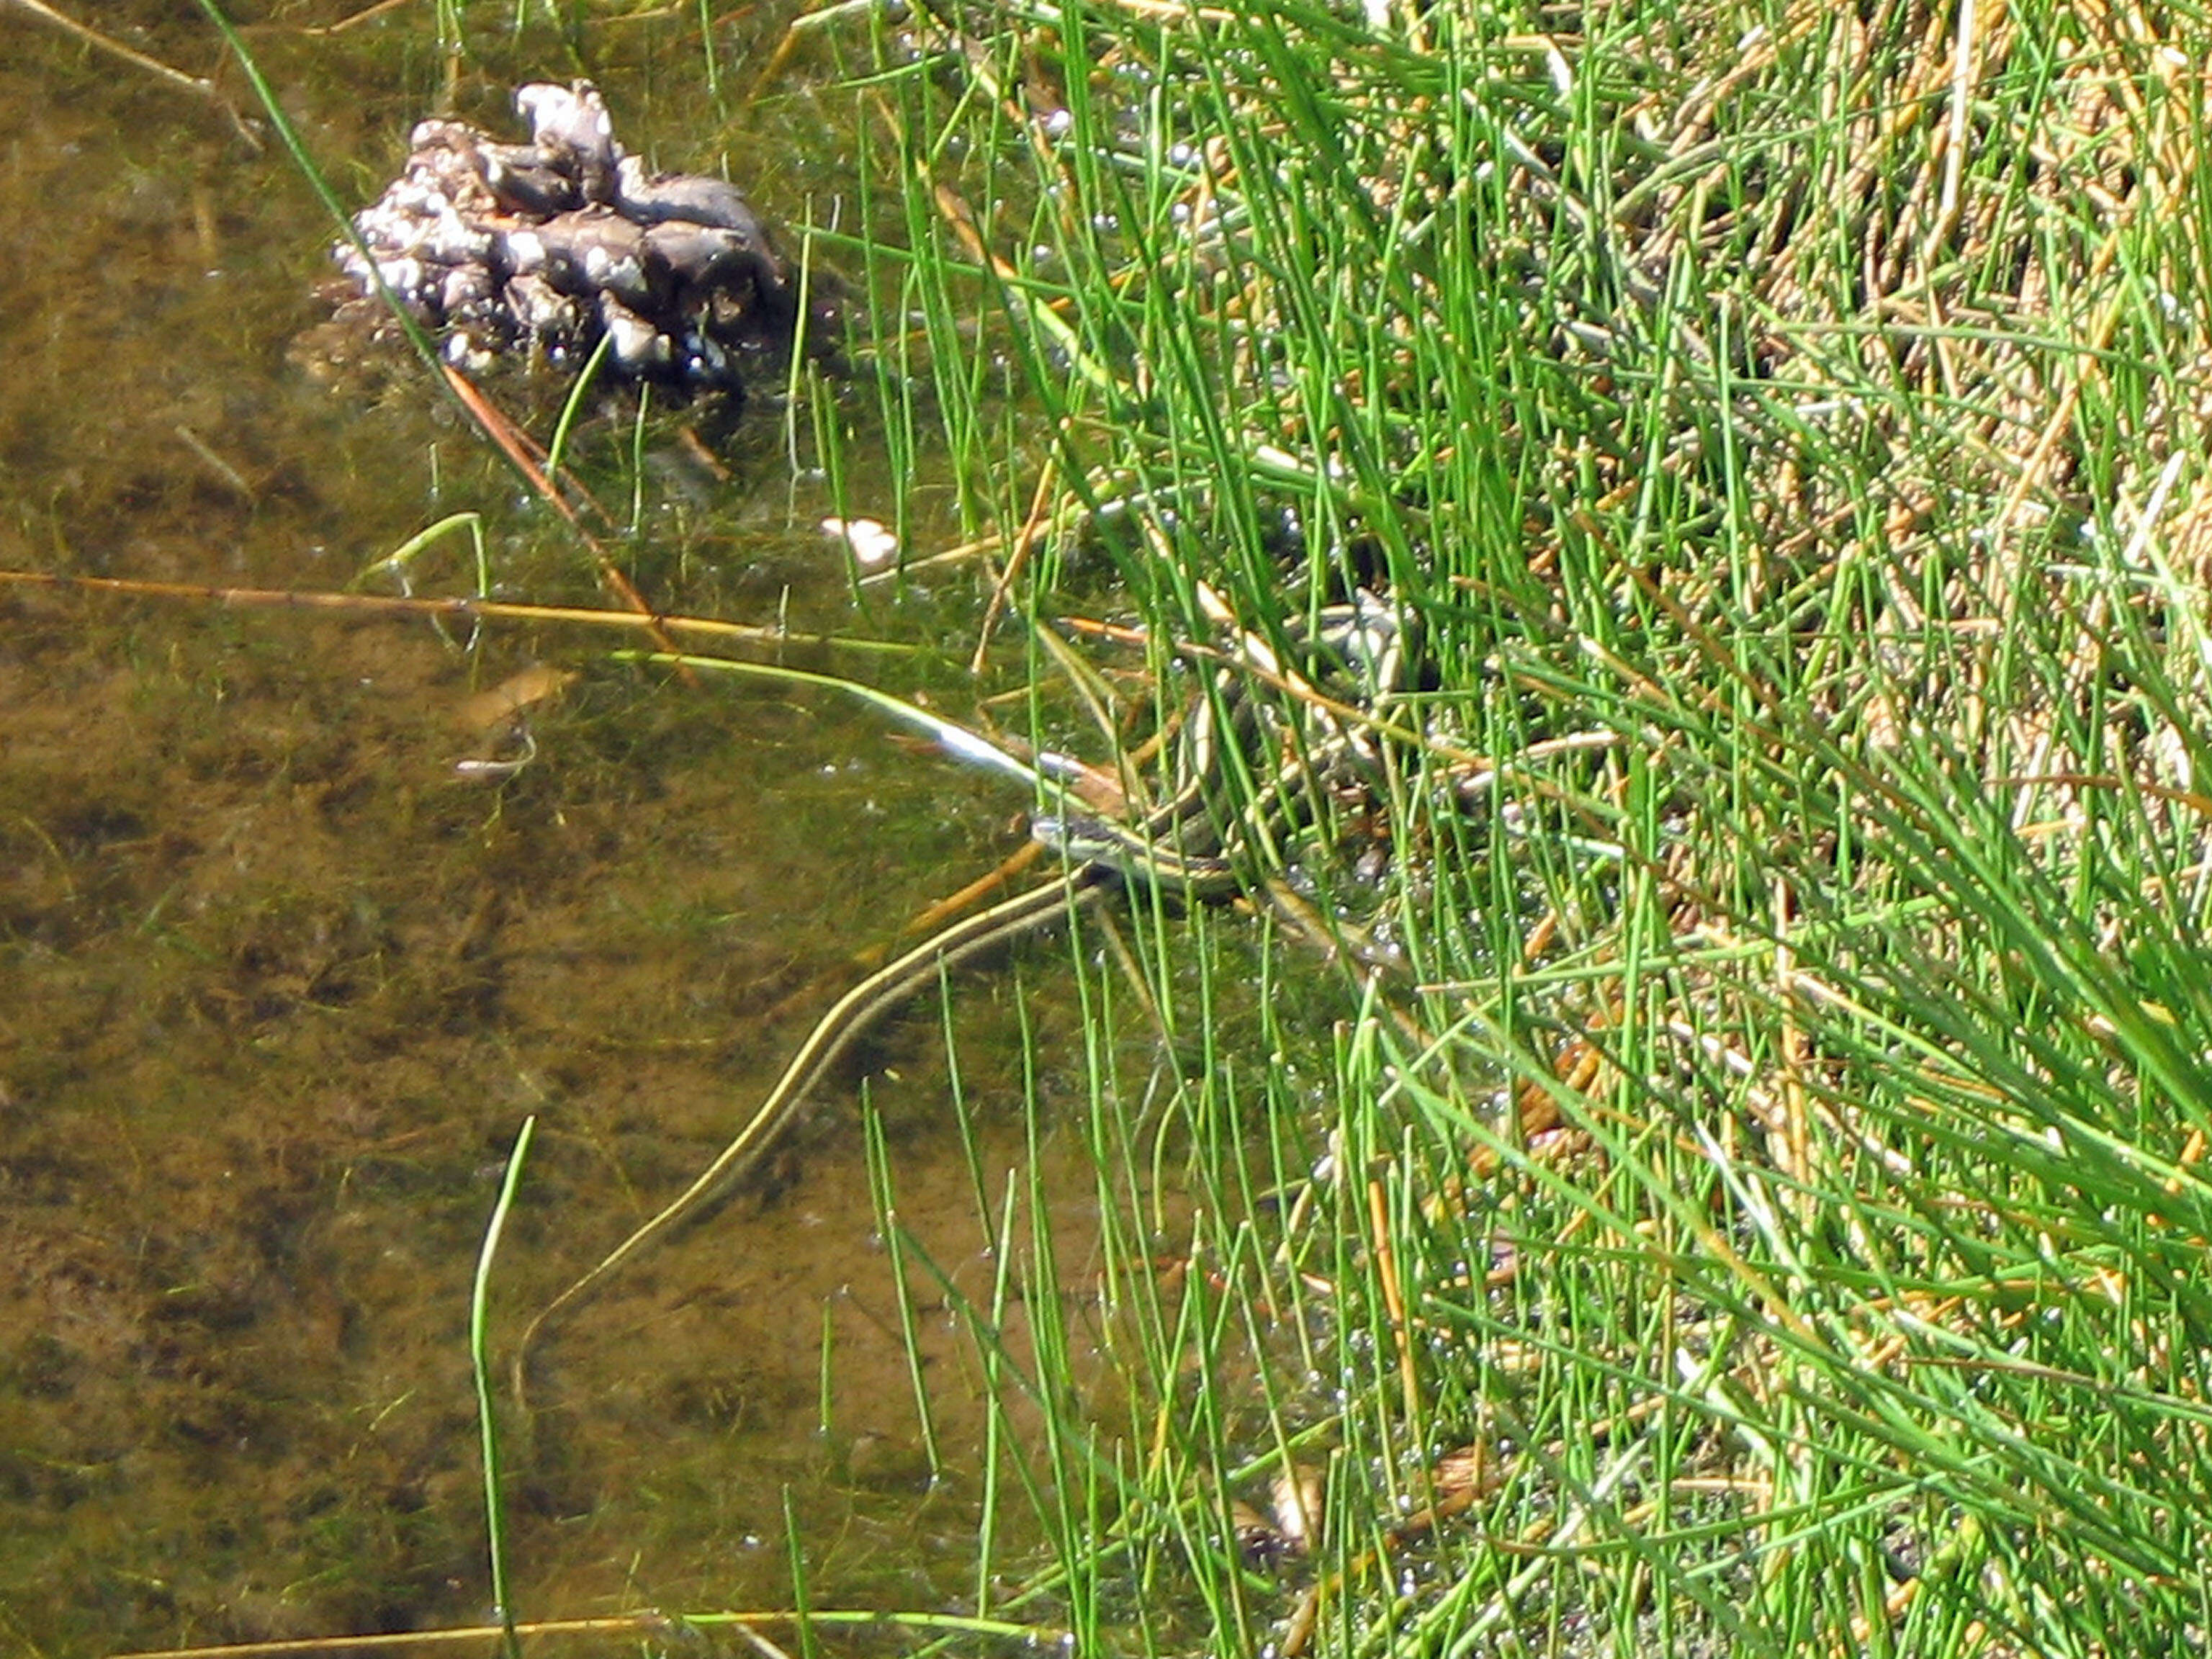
[513,599,1406,1394]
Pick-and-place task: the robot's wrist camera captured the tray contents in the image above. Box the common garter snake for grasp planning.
[513,596,1408,1393]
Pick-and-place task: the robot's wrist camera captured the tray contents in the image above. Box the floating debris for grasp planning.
[822,515,899,570]
[313,81,843,395]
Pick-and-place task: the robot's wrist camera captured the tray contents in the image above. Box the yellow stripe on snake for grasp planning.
[513,597,1408,1398]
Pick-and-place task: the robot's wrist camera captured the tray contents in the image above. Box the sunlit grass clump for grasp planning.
[850,0,2212,1651]
[152,0,2212,1650]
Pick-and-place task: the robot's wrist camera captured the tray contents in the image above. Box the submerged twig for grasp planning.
[968,465,1059,675]
[0,569,915,656]
[298,0,417,35]
[8,0,263,147]
[110,1605,1047,1659]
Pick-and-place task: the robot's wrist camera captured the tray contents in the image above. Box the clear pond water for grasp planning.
[0,8,1177,1653]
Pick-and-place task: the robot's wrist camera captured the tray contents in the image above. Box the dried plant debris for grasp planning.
[311,81,845,395]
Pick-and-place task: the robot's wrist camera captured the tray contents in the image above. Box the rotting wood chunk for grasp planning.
[316,81,844,396]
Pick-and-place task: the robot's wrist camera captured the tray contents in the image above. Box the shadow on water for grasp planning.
[0,9,1228,1654]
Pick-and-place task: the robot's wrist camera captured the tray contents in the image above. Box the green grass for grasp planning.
[197,0,2212,1652]
[848,0,2212,1652]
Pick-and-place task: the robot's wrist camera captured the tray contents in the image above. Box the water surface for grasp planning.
[0,9,1337,1654]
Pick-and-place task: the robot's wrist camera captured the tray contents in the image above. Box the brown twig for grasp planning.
[6,0,262,148]
[969,465,1060,675]
[299,0,418,34]
[0,568,905,657]
[436,364,698,685]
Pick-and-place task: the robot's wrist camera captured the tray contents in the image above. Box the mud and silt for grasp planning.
[0,39,1034,1653]
[0,32,1324,1658]
[1,591,1156,1650]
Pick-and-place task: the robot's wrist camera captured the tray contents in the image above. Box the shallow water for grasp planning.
[0,8,1368,1655]
[0,9,1157,1653]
